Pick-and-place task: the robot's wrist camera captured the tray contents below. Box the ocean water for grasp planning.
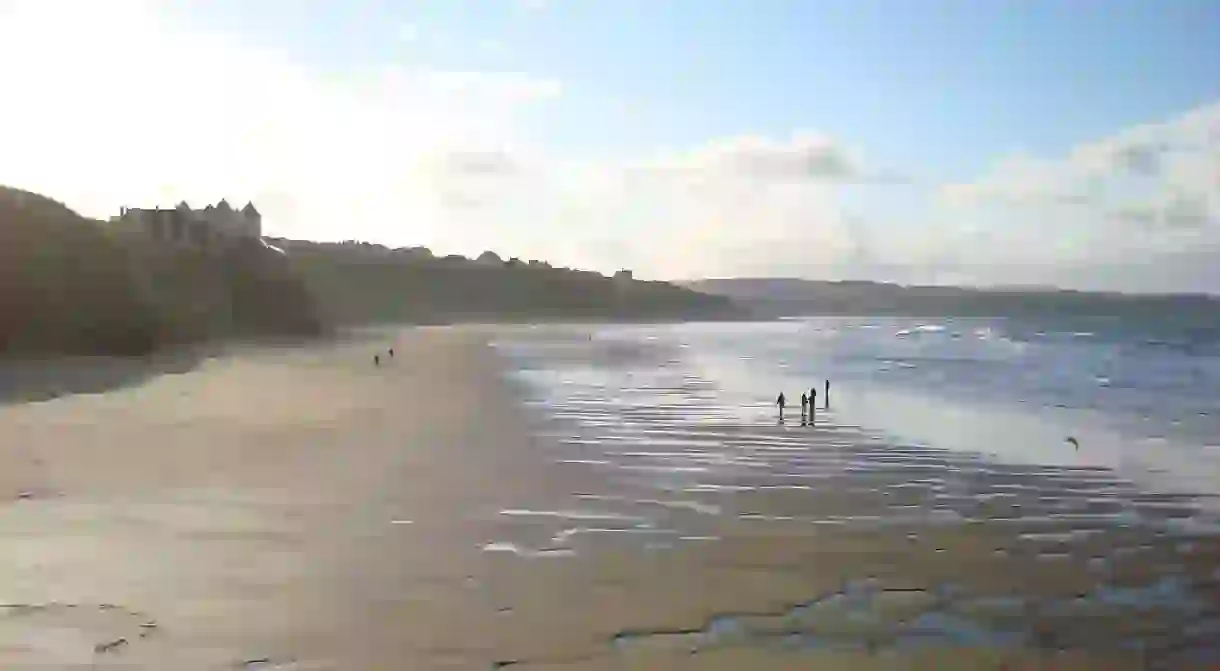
[490,316,1220,505]
[484,317,1220,663]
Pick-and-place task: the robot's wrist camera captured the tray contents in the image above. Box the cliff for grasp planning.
[0,187,322,356]
[0,186,741,357]
[1,187,159,354]
[268,239,744,325]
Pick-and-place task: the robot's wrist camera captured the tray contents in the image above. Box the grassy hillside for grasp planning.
[1,186,741,357]
[0,187,322,356]
[270,239,744,324]
[0,187,159,354]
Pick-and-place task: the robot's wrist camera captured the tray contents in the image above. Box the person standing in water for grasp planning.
[800,392,809,426]
[808,386,817,424]
[776,392,787,423]
[824,379,830,409]
[374,353,381,367]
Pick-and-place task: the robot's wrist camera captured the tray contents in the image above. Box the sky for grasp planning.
[1,0,1219,292]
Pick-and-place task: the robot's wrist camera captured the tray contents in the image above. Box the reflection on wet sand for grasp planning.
[483,330,1220,669]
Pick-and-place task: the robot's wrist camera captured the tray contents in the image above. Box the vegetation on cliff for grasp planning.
[1,187,159,354]
[269,238,743,325]
[1,186,741,356]
[0,187,322,356]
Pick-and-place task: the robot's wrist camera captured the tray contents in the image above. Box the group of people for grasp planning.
[776,380,830,425]
[373,347,395,367]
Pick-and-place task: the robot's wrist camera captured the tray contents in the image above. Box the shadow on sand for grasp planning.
[0,347,209,405]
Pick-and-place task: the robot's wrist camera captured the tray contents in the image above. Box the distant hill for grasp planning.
[683,277,1220,322]
[1,185,743,357]
[269,239,745,325]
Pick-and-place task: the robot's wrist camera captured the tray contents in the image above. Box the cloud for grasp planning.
[939,153,1102,207]
[420,100,1214,290]
[435,150,521,177]
[1,0,1217,293]
[0,0,878,285]
[926,101,1220,290]
[639,132,890,183]
[942,103,1220,227]
[0,0,561,251]
[416,70,562,104]
[397,23,419,43]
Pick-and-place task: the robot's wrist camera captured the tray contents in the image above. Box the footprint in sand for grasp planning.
[0,602,157,665]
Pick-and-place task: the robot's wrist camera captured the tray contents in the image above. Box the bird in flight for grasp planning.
[1066,436,1080,451]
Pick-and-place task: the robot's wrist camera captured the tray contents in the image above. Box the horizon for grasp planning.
[1,0,1218,293]
[687,276,1220,299]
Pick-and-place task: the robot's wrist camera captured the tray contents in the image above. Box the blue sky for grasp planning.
[183,0,1220,177]
[2,0,1219,290]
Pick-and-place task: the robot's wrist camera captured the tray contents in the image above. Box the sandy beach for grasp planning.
[1,326,1215,669]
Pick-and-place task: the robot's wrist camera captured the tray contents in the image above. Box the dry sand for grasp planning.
[0,327,1213,669]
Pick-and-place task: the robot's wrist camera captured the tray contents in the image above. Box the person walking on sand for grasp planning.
[800,392,809,426]
[388,347,395,359]
[776,392,786,423]
[374,353,380,367]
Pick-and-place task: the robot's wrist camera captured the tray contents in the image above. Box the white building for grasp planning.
[112,199,262,249]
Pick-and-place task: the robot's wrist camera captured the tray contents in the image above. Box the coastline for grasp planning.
[0,325,1214,668]
[0,327,553,668]
[488,323,1220,668]
[0,310,755,406]
[0,346,212,406]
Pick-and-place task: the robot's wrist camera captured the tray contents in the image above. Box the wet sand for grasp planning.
[0,348,207,406]
[1,327,1216,669]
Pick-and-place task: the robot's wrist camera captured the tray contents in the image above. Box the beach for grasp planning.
[1,324,1216,669]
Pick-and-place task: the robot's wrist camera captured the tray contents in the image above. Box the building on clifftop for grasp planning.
[111,199,263,250]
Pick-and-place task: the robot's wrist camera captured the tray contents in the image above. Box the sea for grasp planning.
[489,315,1220,511]
[476,316,1220,662]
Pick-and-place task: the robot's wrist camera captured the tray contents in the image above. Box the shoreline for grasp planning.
[0,314,758,406]
[488,324,1220,667]
[0,312,756,372]
[0,346,211,406]
[704,348,1220,510]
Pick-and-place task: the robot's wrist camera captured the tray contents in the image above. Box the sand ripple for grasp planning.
[485,330,1220,667]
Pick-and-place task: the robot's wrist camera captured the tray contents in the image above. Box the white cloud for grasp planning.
[434,144,866,278]
[939,153,1100,206]
[0,0,885,283]
[927,101,1220,291]
[640,132,869,182]
[415,70,562,104]
[2,0,1217,292]
[942,102,1220,231]
[0,0,562,251]
[397,23,419,43]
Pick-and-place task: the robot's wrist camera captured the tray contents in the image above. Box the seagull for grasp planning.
[1066,436,1080,451]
